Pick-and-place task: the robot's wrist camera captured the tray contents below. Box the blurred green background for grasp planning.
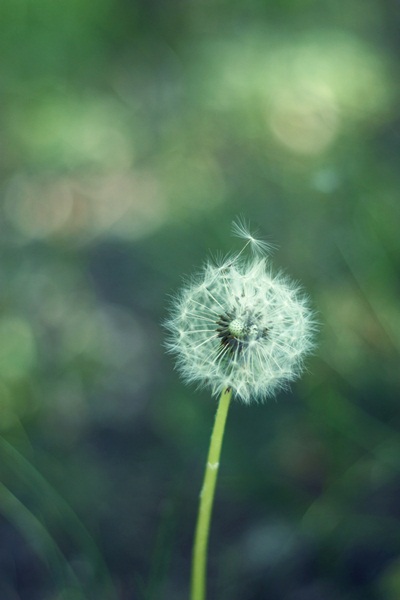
[1,1,400,599]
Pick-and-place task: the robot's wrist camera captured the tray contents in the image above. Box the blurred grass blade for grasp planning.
[0,436,117,600]
[336,240,400,354]
[0,480,87,600]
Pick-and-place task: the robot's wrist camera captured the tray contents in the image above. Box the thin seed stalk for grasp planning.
[190,387,233,600]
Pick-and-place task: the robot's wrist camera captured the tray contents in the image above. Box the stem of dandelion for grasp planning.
[190,387,233,600]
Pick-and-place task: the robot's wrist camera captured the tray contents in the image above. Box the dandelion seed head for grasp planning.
[165,224,315,404]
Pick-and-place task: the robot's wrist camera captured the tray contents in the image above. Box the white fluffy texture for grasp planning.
[231,217,273,255]
[165,254,315,404]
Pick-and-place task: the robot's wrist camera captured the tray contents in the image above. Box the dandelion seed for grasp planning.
[231,216,273,256]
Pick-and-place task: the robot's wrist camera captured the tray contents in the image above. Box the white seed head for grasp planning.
[165,225,315,404]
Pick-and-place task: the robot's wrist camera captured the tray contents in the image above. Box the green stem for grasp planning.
[190,387,233,600]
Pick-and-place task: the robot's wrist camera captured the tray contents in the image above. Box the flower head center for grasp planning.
[216,311,269,357]
[228,318,246,339]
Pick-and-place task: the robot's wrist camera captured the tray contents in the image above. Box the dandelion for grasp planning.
[164,220,315,600]
[166,223,313,404]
